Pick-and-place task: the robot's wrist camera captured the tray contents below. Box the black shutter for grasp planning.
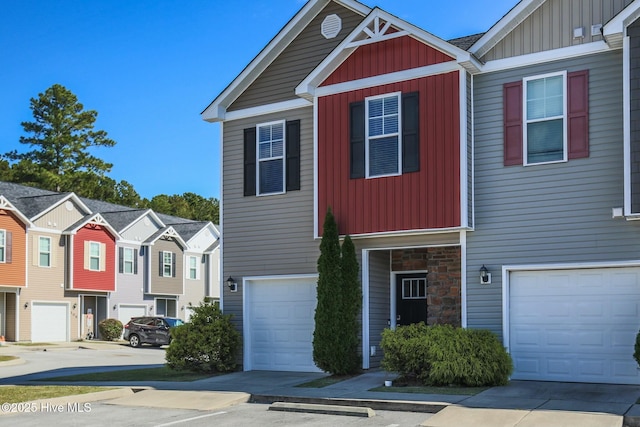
[286,120,301,191]
[118,247,124,274]
[244,127,257,196]
[350,101,365,179]
[158,252,163,277]
[172,253,176,278]
[402,92,420,173]
[133,249,138,274]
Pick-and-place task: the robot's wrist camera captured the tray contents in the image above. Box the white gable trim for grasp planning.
[469,0,545,58]
[201,0,370,123]
[604,0,640,48]
[313,62,462,98]
[296,8,479,101]
[0,196,33,226]
[224,99,312,122]
[480,41,612,74]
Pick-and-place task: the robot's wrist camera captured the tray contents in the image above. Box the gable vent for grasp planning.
[321,14,341,39]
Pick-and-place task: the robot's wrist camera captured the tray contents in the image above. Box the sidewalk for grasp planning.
[3,342,640,426]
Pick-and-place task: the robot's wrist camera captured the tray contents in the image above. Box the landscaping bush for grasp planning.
[380,323,512,387]
[98,318,123,341]
[634,330,640,367]
[165,301,240,373]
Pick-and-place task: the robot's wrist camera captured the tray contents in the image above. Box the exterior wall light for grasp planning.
[24,302,29,309]
[480,265,492,285]
[226,276,238,292]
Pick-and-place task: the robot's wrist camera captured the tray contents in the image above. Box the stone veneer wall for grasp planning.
[391,247,461,326]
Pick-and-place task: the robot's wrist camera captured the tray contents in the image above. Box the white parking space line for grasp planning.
[154,411,227,427]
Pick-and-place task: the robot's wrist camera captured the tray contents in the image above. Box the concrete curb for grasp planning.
[269,401,375,417]
[251,394,448,413]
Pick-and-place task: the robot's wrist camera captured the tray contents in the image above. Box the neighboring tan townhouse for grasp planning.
[202,0,640,385]
[0,181,220,341]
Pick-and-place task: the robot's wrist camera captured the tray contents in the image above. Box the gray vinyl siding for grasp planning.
[368,250,390,368]
[111,244,150,317]
[630,18,640,213]
[120,217,162,242]
[481,0,632,61]
[222,106,316,331]
[467,49,640,339]
[228,2,363,111]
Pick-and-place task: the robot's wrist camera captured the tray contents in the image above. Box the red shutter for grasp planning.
[503,81,523,166]
[567,70,589,159]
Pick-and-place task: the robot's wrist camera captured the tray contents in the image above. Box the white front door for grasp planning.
[509,267,640,384]
[31,302,69,342]
[245,277,319,372]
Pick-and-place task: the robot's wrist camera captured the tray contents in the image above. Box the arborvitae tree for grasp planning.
[339,234,362,374]
[313,208,362,375]
[313,207,343,373]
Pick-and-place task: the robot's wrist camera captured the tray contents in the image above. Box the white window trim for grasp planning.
[39,236,51,268]
[123,247,134,275]
[523,70,568,166]
[187,255,199,280]
[162,251,173,278]
[365,92,402,178]
[0,229,5,263]
[256,119,286,196]
[88,241,101,271]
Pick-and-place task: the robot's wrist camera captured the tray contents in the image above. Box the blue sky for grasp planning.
[0,0,516,200]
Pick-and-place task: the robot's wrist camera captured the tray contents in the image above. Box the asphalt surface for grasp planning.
[2,341,640,427]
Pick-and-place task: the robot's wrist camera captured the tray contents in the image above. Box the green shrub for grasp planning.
[165,301,240,373]
[634,330,640,367]
[381,324,512,387]
[98,318,123,341]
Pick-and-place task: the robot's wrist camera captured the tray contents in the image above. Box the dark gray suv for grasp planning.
[123,316,184,348]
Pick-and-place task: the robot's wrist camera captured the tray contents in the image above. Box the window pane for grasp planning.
[40,252,50,267]
[90,243,100,257]
[369,99,383,118]
[384,116,398,134]
[271,124,283,141]
[271,139,283,157]
[527,119,564,163]
[369,117,383,136]
[369,136,399,176]
[258,126,271,143]
[90,258,100,270]
[527,76,563,120]
[259,159,283,194]
[259,142,271,159]
[39,237,50,252]
[383,96,398,115]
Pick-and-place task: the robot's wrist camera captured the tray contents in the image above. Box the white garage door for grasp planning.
[509,267,640,384]
[32,302,69,342]
[245,277,320,372]
[118,304,147,325]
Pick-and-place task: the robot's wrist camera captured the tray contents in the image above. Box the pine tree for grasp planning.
[340,234,362,374]
[313,208,362,375]
[313,207,342,372]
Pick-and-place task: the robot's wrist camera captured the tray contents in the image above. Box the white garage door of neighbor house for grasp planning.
[246,278,320,372]
[32,302,69,342]
[509,267,640,384]
[118,305,147,325]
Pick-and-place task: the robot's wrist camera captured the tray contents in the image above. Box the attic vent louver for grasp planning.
[321,14,341,39]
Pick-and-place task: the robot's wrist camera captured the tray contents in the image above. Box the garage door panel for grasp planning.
[510,267,640,384]
[247,278,319,372]
[32,302,69,342]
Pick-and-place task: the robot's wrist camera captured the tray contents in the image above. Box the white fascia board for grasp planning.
[223,99,312,122]
[470,0,545,58]
[479,41,612,74]
[0,196,33,227]
[201,0,371,123]
[603,0,640,48]
[297,7,479,99]
[313,62,462,97]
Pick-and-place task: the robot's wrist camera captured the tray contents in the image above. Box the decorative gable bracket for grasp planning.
[346,15,409,48]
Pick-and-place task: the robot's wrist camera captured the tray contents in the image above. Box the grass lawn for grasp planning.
[370,384,489,395]
[0,355,18,362]
[0,386,112,403]
[39,366,215,382]
[296,374,358,388]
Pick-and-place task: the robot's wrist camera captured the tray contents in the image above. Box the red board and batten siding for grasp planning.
[73,225,116,292]
[318,72,461,236]
[321,35,454,85]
